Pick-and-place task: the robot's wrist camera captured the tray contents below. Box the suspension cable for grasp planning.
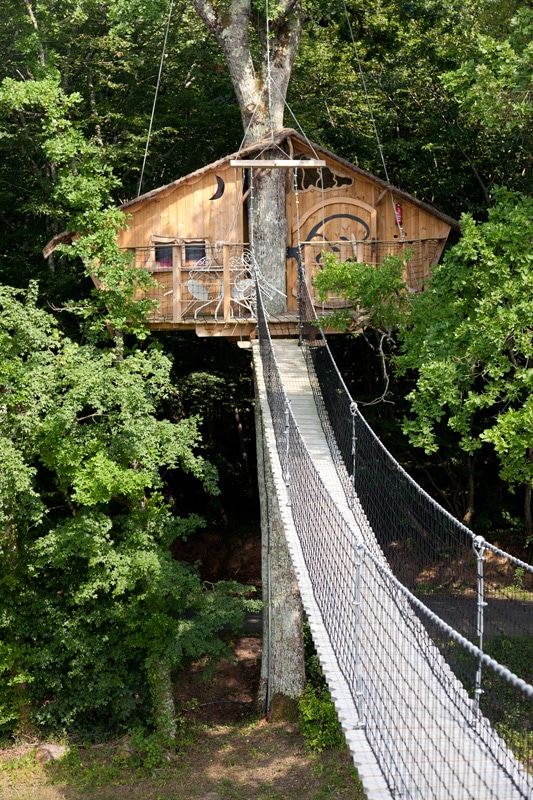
[265,0,276,145]
[340,0,404,240]
[137,0,174,197]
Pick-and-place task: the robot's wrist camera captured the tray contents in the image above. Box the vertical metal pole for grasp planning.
[298,254,304,348]
[249,167,255,257]
[354,540,365,728]
[293,167,305,348]
[473,535,487,720]
[284,399,291,506]
[350,401,358,509]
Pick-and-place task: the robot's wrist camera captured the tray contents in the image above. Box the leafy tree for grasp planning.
[314,251,410,402]
[0,283,251,738]
[396,189,533,536]
[441,6,533,204]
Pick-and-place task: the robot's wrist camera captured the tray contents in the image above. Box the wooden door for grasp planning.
[288,197,377,308]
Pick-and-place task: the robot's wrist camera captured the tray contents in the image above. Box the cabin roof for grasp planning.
[121,128,460,231]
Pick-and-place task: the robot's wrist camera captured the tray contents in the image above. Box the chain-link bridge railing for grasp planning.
[255,271,533,799]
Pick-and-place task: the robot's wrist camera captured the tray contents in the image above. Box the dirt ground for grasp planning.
[0,636,365,800]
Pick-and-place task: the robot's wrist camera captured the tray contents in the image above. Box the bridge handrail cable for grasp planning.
[256,273,533,798]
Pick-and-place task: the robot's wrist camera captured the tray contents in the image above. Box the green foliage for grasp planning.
[128,724,175,770]
[441,7,533,198]
[300,620,343,752]
[0,74,158,339]
[397,189,533,496]
[0,283,249,737]
[313,251,410,335]
[299,687,344,752]
[481,636,533,765]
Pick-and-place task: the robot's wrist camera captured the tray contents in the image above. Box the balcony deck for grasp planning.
[147,311,300,339]
[132,238,445,339]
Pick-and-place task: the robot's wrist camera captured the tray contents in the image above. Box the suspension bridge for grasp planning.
[252,273,533,800]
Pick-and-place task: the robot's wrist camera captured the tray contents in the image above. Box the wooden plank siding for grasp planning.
[114,130,458,338]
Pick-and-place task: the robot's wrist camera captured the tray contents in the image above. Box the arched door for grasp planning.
[288,197,377,306]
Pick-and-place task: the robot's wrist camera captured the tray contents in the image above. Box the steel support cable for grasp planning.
[339,0,404,240]
[137,0,174,197]
[265,0,276,146]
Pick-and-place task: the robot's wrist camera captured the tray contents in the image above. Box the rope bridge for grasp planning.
[253,270,533,800]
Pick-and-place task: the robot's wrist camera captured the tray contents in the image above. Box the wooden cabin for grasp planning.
[117,128,459,339]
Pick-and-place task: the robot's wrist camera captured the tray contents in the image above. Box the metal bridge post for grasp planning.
[297,256,304,348]
[354,539,365,729]
[350,402,358,509]
[473,534,487,721]
[284,399,291,506]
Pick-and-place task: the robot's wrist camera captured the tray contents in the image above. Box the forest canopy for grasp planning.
[0,0,531,739]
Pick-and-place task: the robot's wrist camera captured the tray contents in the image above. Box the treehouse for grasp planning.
[117,128,459,339]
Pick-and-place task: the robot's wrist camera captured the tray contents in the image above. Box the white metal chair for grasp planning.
[181,257,223,319]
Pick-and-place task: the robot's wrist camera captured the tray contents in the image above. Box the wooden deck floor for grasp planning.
[146,312,300,338]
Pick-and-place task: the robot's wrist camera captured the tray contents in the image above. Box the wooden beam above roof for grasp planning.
[230,159,326,168]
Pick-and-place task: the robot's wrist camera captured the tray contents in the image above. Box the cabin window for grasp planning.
[185,242,206,266]
[155,245,173,269]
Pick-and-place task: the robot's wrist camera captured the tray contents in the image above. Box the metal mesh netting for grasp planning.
[295,273,533,776]
[256,276,533,797]
[298,273,533,650]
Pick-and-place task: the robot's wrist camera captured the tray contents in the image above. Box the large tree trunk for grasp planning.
[190,1,303,312]
[250,162,288,312]
[254,362,305,719]
[192,0,306,716]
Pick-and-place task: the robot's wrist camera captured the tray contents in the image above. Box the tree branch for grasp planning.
[270,0,300,31]
[189,0,221,37]
[23,0,45,67]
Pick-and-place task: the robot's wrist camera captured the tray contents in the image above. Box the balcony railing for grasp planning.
[127,238,447,324]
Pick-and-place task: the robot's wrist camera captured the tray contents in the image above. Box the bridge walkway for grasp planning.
[267,339,529,800]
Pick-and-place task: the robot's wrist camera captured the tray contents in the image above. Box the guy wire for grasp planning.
[137,0,175,197]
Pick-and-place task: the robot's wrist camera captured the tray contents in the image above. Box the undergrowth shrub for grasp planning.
[299,620,344,751]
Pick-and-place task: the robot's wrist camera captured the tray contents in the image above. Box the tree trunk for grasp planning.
[254,363,305,719]
[190,1,303,311]
[525,483,532,543]
[249,159,288,313]
[525,447,533,542]
[147,655,177,741]
[461,454,475,526]
[192,0,306,715]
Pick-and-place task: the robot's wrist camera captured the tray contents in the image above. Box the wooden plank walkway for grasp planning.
[260,339,532,800]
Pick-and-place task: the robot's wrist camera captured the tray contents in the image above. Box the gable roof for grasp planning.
[121,128,460,231]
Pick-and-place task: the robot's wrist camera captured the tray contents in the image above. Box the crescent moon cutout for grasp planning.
[209,175,225,201]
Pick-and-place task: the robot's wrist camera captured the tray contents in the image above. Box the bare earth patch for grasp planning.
[0,636,365,800]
